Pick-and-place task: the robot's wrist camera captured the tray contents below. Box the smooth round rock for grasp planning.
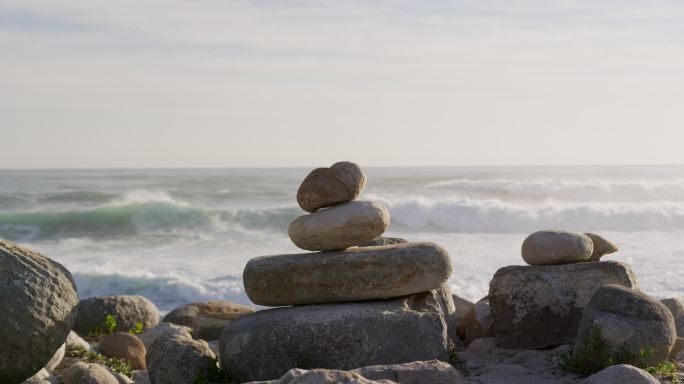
[521,230,593,265]
[297,161,366,212]
[288,200,390,251]
[0,240,79,383]
[163,301,255,340]
[97,332,146,370]
[73,295,159,335]
[244,242,452,306]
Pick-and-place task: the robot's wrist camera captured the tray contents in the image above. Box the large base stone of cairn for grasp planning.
[220,290,450,382]
[244,242,451,306]
[489,261,639,349]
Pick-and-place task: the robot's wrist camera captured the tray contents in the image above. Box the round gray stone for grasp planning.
[0,240,79,383]
[288,200,389,251]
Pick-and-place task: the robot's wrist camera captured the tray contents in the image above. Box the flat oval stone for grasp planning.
[297,161,366,212]
[244,242,452,306]
[521,230,593,265]
[288,200,389,251]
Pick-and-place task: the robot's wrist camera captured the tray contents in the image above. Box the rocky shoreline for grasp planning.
[2,162,683,384]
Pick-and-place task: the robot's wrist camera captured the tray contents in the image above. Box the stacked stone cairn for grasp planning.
[488,229,678,367]
[219,161,457,382]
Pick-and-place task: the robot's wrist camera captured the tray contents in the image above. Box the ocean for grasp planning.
[1,166,683,312]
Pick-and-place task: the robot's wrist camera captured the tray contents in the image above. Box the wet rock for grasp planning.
[288,200,390,251]
[162,301,254,340]
[489,261,639,349]
[244,242,451,306]
[521,230,593,265]
[296,161,366,213]
[0,240,79,383]
[73,295,159,336]
[220,291,449,382]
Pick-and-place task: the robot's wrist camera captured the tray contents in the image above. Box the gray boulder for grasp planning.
[584,233,619,262]
[359,237,408,247]
[146,329,216,384]
[296,161,366,213]
[0,240,79,384]
[352,360,465,384]
[489,261,639,349]
[660,297,684,336]
[582,364,659,384]
[576,284,676,366]
[73,295,159,335]
[288,200,389,251]
[137,322,191,350]
[220,291,450,382]
[521,230,593,265]
[61,362,119,384]
[244,242,451,306]
[162,301,254,340]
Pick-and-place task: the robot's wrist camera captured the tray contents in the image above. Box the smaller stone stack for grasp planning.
[489,229,638,349]
[220,161,455,383]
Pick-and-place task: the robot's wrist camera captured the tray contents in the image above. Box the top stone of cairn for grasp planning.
[297,161,366,212]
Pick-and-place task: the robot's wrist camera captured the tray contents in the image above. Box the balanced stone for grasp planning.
[521,229,593,265]
[585,232,619,261]
[244,242,452,306]
[288,200,390,251]
[576,285,676,366]
[489,261,639,349]
[297,161,366,212]
[220,290,450,382]
[0,240,79,384]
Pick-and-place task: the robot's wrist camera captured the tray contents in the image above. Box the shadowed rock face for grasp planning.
[220,291,450,382]
[489,261,639,349]
[585,233,619,262]
[0,240,79,384]
[576,285,676,367]
[288,200,390,251]
[244,242,452,306]
[296,161,366,213]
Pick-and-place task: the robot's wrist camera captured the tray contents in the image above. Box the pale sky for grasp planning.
[2,0,684,168]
